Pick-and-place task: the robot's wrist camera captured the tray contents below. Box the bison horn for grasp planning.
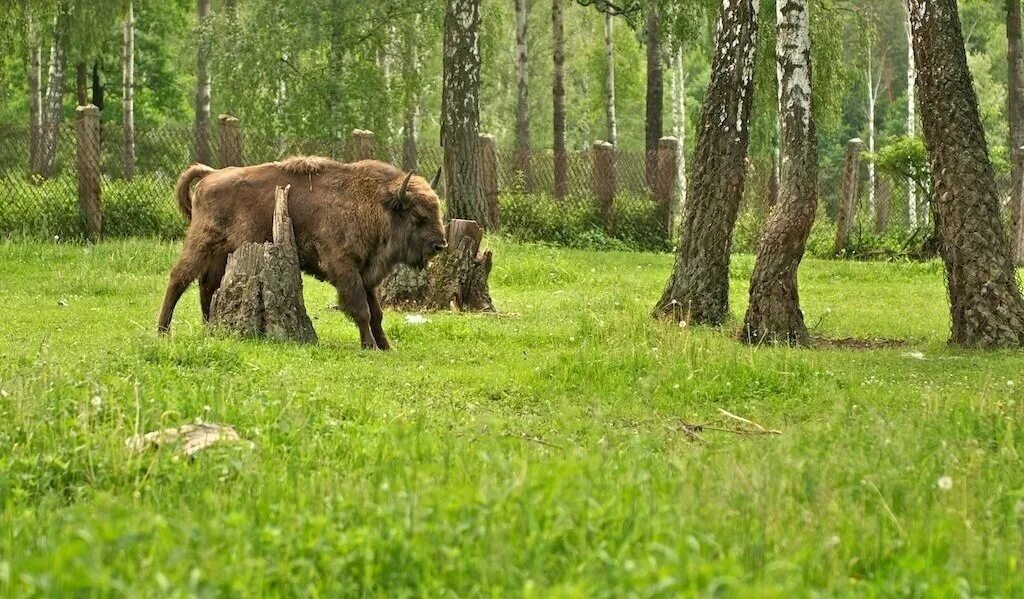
[397,171,414,207]
[430,166,442,190]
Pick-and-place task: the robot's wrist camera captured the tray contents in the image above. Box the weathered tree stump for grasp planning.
[210,185,317,343]
[380,219,494,312]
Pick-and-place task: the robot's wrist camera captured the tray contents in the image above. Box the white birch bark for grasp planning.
[123,1,136,180]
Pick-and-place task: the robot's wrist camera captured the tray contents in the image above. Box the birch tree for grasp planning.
[195,0,212,165]
[442,0,491,227]
[644,0,662,186]
[653,0,758,326]
[123,1,136,180]
[670,46,686,210]
[908,0,1024,347]
[740,0,817,345]
[604,12,617,145]
[40,5,70,179]
[26,7,42,177]
[552,0,568,200]
[905,2,917,227]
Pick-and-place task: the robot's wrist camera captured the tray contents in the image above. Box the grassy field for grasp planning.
[0,238,1022,596]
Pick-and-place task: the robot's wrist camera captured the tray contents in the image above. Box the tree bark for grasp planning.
[905,3,918,227]
[26,9,42,177]
[194,0,213,165]
[40,7,70,179]
[740,0,817,345]
[91,62,104,110]
[123,1,136,180]
[653,0,758,326]
[402,16,421,173]
[867,44,879,219]
[909,0,1024,347]
[515,0,533,188]
[210,186,318,344]
[644,1,663,188]
[380,219,495,312]
[834,139,863,256]
[442,0,490,227]
[671,46,687,211]
[1008,0,1024,264]
[75,62,88,106]
[604,12,617,146]
[552,0,568,200]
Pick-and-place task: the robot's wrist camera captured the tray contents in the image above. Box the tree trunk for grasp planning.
[905,3,918,228]
[552,0,568,200]
[40,8,69,179]
[401,17,420,173]
[834,139,863,256]
[1008,0,1024,264]
[515,0,533,189]
[380,219,495,312]
[653,0,758,326]
[671,46,687,211]
[604,12,617,146]
[740,0,817,345]
[194,0,212,165]
[442,0,490,227]
[644,1,663,188]
[210,185,318,344]
[26,9,42,177]
[867,44,877,218]
[909,0,1024,347]
[123,1,136,180]
[91,62,104,110]
[75,62,88,106]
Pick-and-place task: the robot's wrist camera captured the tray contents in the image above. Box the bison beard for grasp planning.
[157,157,447,350]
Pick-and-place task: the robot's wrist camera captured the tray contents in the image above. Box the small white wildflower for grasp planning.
[673,384,680,390]
[1007,380,1015,387]
[904,351,926,360]
[678,320,687,328]
[90,396,103,409]
[937,476,953,491]
[823,535,840,550]
[53,235,60,243]
[404,314,429,325]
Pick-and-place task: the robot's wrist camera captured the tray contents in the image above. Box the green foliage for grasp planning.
[499,192,671,252]
[868,134,930,196]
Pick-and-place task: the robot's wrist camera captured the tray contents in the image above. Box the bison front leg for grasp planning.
[330,265,379,350]
[367,287,391,351]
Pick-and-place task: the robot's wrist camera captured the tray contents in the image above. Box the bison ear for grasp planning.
[384,171,415,212]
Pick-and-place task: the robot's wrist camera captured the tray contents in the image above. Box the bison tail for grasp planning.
[174,164,215,222]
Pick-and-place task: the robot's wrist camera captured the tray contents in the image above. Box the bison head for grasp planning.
[382,169,447,269]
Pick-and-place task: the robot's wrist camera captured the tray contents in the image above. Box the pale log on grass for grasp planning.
[209,185,317,343]
[380,219,494,312]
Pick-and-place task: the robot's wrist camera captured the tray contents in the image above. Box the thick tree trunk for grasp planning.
[210,186,317,343]
[740,0,818,345]
[194,0,212,165]
[40,9,69,179]
[515,0,533,188]
[604,12,617,146]
[835,139,863,256]
[909,0,1024,347]
[552,0,568,200]
[653,0,758,326]
[905,4,918,227]
[26,10,42,177]
[442,0,490,227]
[644,1,663,187]
[380,219,495,312]
[123,1,136,180]
[1008,0,1024,264]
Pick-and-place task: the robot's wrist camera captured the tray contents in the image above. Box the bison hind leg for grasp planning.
[199,253,228,322]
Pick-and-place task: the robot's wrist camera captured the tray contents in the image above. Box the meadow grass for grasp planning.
[0,237,1022,596]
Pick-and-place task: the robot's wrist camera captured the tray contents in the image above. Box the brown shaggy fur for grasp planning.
[158,157,447,349]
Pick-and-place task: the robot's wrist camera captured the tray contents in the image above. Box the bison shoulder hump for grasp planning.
[277,156,338,176]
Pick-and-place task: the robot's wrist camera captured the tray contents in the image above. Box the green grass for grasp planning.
[1,238,1022,596]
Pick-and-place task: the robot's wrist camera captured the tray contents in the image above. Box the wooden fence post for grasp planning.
[478,133,500,230]
[352,129,375,161]
[75,104,102,240]
[835,138,863,256]
[593,141,616,234]
[217,114,243,167]
[655,137,679,236]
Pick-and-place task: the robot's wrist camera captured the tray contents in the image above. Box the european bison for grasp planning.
[157,156,447,350]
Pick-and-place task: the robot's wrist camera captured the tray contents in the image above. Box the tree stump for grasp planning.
[380,219,494,312]
[209,185,317,343]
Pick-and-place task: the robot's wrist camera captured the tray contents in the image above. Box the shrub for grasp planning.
[498,192,670,252]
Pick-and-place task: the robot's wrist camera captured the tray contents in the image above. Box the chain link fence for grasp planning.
[1,119,1015,254]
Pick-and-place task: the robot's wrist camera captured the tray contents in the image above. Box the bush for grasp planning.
[499,192,671,252]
